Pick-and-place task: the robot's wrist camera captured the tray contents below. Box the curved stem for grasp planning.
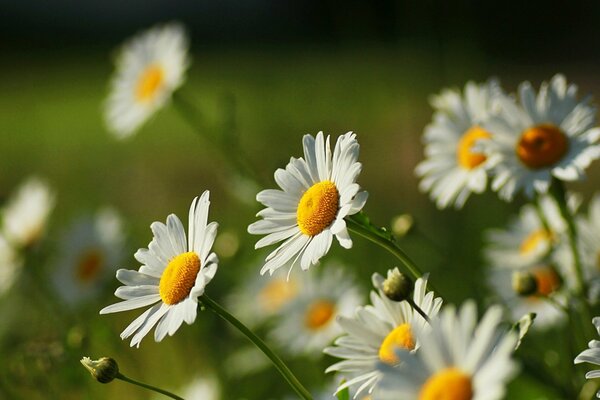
[116,373,184,400]
[200,294,313,400]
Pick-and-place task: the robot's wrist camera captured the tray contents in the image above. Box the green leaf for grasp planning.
[336,385,350,400]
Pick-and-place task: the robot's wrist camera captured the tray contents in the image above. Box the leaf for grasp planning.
[512,313,536,349]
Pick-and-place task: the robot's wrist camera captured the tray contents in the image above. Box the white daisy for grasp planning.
[248,131,368,275]
[324,270,442,398]
[416,80,503,209]
[2,176,55,248]
[269,263,362,357]
[105,22,189,138]
[575,317,600,398]
[376,301,518,400]
[484,74,600,201]
[51,208,125,306]
[100,191,218,347]
[0,233,22,297]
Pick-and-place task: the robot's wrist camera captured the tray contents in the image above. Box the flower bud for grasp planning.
[80,356,119,383]
[512,271,538,297]
[382,268,413,302]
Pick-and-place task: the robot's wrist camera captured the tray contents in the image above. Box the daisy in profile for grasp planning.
[0,233,22,297]
[484,74,600,201]
[100,191,218,347]
[324,270,442,397]
[269,263,361,357]
[2,176,55,248]
[575,317,600,398]
[248,132,368,275]
[105,22,189,138]
[376,301,518,400]
[51,208,125,306]
[415,80,502,209]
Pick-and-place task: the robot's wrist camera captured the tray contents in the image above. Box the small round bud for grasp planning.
[383,268,413,302]
[512,271,538,296]
[391,214,414,237]
[80,356,119,383]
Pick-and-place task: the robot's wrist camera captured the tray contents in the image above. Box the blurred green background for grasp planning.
[1,1,600,399]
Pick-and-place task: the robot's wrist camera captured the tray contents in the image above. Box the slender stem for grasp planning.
[408,298,431,323]
[116,373,184,400]
[200,294,313,400]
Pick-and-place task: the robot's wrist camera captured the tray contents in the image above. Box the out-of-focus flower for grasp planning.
[105,22,189,138]
[0,233,22,297]
[100,192,218,347]
[176,375,220,400]
[248,131,368,275]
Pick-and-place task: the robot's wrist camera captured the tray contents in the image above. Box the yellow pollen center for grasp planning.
[456,126,491,169]
[136,64,165,102]
[520,229,553,255]
[419,368,473,400]
[304,299,336,330]
[296,181,340,236]
[76,249,104,283]
[532,267,561,296]
[516,124,568,169]
[378,323,415,364]
[159,252,201,305]
[258,278,299,313]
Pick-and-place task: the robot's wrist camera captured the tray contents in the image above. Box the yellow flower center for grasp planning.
[136,64,165,102]
[378,323,415,364]
[419,368,473,400]
[456,126,491,169]
[516,124,568,169]
[296,181,340,236]
[532,266,561,296]
[304,299,336,330]
[159,251,201,305]
[76,248,104,283]
[258,278,298,313]
[519,229,553,255]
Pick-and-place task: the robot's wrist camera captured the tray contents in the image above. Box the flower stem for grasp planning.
[115,373,184,400]
[408,298,431,323]
[200,294,313,400]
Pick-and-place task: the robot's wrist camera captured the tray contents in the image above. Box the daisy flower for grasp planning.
[248,131,368,275]
[2,176,55,248]
[376,301,518,400]
[0,233,22,297]
[51,208,125,306]
[575,317,600,398]
[105,22,189,138]
[324,270,442,398]
[416,80,503,209]
[100,191,218,347]
[269,263,362,357]
[484,74,600,201]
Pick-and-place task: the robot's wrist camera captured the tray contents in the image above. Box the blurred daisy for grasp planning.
[269,264,361,357]
[575,317,600,398]
[416,80,502,209]
[51,208,125,306]
[105,22,189,138]
[248,132,368,275]
[324,270,442,397]
[484,74,600,201]
[0,233,22,297]
[100,191,218,347]
[177,375,220,400]
[376,301,518,400]
[2,177,55,248]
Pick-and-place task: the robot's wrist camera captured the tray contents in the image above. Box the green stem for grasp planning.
[408,298,431,322]
[200,294,313,400]
[116,373,184,400]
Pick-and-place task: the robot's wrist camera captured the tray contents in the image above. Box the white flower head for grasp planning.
[248,131,368,275]
[416,79,503,209]
[100,191,218,347]
[575,317,600,399]
[376,301,518,400]
[484,74,600,201]
[324,271,442,398]
[105,22,190,138]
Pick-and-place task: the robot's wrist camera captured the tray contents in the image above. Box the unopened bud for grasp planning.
[383,268,413,301]
[391,214,414,237]
[80,357,119,383]
[512,271,538,296]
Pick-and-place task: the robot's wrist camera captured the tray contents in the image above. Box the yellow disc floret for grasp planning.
[297,181,340,236]
[76,248,104,283]
[516,124,568,169]
[456,126,491,169]
[259,278,299,313]
[304,299,336,330]
[136,64,165,102]
[519,229,553,255]
[379,323,415,364]
[419,368,473,400]
[532,266,561,296]
[159,251,201,305]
